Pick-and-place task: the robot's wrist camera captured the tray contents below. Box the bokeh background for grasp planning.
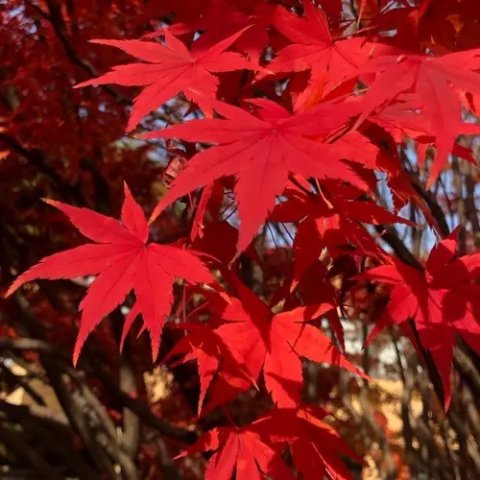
[2,1,480,479]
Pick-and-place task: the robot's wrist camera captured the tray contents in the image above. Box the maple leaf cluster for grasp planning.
[6,0,480,477]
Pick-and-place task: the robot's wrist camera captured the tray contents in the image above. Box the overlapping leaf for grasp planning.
[357,49,480,184]
[269,0,368,97]
[272,181,411,289]
[146,99,370,252]
[76,28,257,130]
[364,230,480,406]
[179,426,295,480]
[182,406,357,480]
[164,322,255,414]
[254,406,360,480]
[216,280,366,406]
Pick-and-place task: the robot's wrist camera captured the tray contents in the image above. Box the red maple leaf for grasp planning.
[215,279,366,407]
[183,405,358,480]
[364,229,480,407]
[254,406,360,480]
[6,184,212,364]
[76,28,257,131]
[268,1,368,97]
[271,181,411,289]
[179,425,295,480]
[164,322,255,414]
[366,96,480,170]
[357,49,480,184]
[149,0,275,60]
[146,99,370,252]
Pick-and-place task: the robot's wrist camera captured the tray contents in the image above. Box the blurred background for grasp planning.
[2,1,480,479]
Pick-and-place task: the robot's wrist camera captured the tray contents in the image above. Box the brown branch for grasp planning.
[410,179,450,237]
[0,400,98,479]
[453,348,480,399]
[0,132,85,205]
[25,0,129,104]
[0,422,64,480]
[0,337,53,352]
[119,356,141,459]
[74,365,139,480]
[392,335,420,474]
[377,226,446,406]
[154,436,184,480]
[11,294,118,476]
[94,364,198,445]
[6,294,198,447]
[110,309,141,459]
[1,361,46,406]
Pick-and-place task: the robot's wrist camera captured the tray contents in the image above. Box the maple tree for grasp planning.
[3,0,480,479]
